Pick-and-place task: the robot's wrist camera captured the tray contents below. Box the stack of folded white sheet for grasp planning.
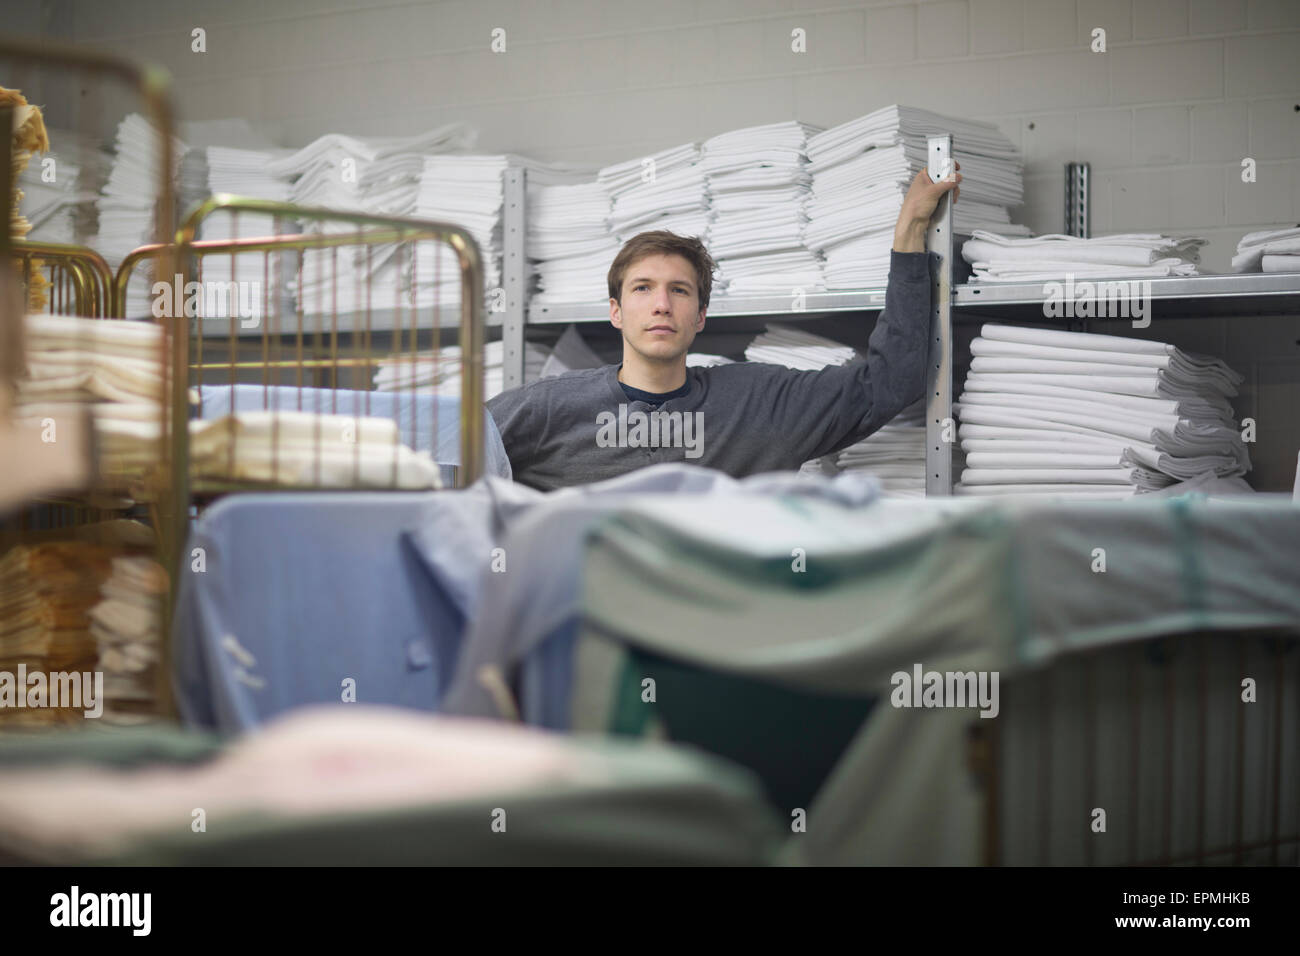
[414,156,589,310]
[805,105,1027,289]
[95,114,188,317]
[961,231,1206,281]
[746,325,924,492]
[269,123,475,318]
[744,323,857,370]
[1231,226,1300,273]
[18,129,107,246]
[409,154,514,311]
[701,121,826,297]
[194,145,296,322]
[89,556,167,724]
[954,323,1250,498]
[601,143,710,243]
[529,179,620,306]
[373,340,551,398]
[833,398,926,497]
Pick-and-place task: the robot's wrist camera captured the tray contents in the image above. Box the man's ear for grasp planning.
[610,298,623,330]
[695,308,706,332]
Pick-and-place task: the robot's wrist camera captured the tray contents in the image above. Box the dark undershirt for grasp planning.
[618,376,692,406]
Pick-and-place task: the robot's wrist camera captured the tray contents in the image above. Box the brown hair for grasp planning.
[607,230,716,310]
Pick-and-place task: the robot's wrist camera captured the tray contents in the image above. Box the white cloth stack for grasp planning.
[194,144,295,321]
[701,121,826,297]
[962,231,1206,281]
[1231,226,1300,273]
[601,143,710,242]
[745,324,921,492]
[95,114,189,317]
[744,323,857,370]
[268,123,475,318]
[834,399,926,496]
[89,556,166,724]
[373,340,551,399]
[806,104,1027,289]
[528,180,619,305]
[954,323,1250,498]
[18,129,107,246]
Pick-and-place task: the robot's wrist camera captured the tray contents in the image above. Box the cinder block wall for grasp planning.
[26,0,1300,489]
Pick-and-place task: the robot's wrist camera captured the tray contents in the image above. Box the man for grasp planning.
[487,165,961,491]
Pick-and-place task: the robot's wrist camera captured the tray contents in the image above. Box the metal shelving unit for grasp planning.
[189,152,1300,495]
[953,271,1300,320]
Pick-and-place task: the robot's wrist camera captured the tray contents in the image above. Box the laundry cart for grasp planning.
[439,485,1300,866]
[0,37,184,725]
[127,194,517,730]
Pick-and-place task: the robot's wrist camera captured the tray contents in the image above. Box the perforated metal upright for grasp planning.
[925,135,955,497]
[501,165,528,389]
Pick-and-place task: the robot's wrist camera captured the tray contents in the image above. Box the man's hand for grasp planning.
[893,162,962,253]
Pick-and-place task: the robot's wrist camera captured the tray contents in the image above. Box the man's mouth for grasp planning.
[647,325,675,334]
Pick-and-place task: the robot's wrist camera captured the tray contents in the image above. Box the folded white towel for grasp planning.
[960,467,1135,485]
[979,323,1170,355]
[954,483,1136,498]
[1231,226,1300,272]
[1261,254,1300,273]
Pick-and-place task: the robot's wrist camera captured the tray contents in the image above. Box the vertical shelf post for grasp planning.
[502,166,527,389]
[925,135,955,497]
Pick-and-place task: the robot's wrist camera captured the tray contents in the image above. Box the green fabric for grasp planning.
[0,723,785,866]
[609,647,876,815]
[577,495,1300,693]
[0,722,221,768]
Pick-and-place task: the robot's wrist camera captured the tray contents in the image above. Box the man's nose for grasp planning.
[652,289,673,313]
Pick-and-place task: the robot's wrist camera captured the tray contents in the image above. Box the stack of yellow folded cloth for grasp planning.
[0,541,115,727]
[2,86,51,311]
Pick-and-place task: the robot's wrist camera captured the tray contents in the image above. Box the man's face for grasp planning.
[610,253,706,362]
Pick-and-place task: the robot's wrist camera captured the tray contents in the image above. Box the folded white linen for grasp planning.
[968,356,1239,395]
[977,323,1170,355]
[960,438,1130,456]
[969,333,1240,376]
[961,378,1233,421]
[964,452,1123,469]
[1262,254,1300,273]
[954,483,1136,498]
[960,467,1135,485]
[955,391,1226,431]
[967,260,1199,280]
[962,371,1228,402]
[957,423,1130,447]
[962,234,1184,267]
[1231,227,1300,272]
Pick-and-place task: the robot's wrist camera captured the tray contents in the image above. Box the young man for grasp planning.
[487,166,961,491]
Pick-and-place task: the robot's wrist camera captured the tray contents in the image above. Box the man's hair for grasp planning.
[607,230,716,311]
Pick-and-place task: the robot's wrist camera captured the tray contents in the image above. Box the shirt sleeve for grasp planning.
[761,249,933,463]
[486,384,541,476]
